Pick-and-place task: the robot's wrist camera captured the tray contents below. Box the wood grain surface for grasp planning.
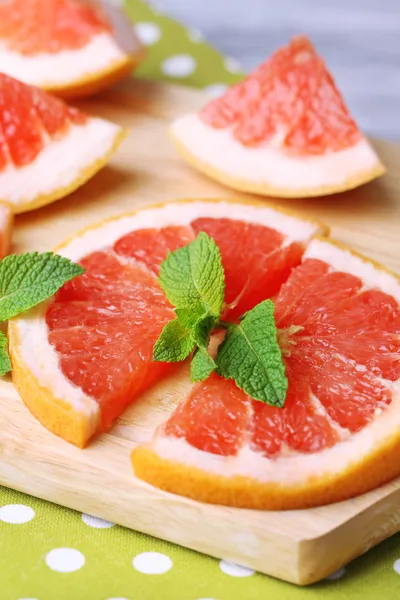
[1,79,400,585]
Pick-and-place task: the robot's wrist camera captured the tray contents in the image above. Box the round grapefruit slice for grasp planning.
[133,238,400,509]
[170,36,385,198]
[8,199,324,448]
[0,0,143,99]
[0,73,125,213]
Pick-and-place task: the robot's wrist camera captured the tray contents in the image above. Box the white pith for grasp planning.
[0,117,121,207]
[0,1,141,88]
[171,114,382,190]
[151,382,400,484]
[56,200,318,261]
[305,239,400,302]
[11,201,321,423]
[146,238,400,484]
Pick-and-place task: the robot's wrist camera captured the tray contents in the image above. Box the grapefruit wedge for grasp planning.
[133,238,400,509]
[0,0,143,99]
[8,199,324,448]
[0,73,125,213]
[170,36,385,198]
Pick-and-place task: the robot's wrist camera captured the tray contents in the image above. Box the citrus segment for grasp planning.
[48,306,173,431]
[46,249,175,430]
[53,251,168,306]
[170,36,385,197]
[166,374,250,456]
[132,238,400,510]
[0,0,110,56]
[9,200,323,448]
[0,73,125,212]
[201,36,360,154]
[0,0,143,98]
[191,218,304,318]
[0,74,86,167]
[114,226,195,275]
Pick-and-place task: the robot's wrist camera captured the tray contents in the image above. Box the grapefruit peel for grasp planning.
[0,202,13,258]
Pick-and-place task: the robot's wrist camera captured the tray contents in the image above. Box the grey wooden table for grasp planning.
[156,0,400,141]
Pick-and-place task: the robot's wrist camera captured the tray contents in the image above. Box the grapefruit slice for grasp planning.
[0,202,13,257]
[133,239,400,509]
[0,73,125,213]
[0,0,143,99]
[8,199,324,447]
[170,36,385,198]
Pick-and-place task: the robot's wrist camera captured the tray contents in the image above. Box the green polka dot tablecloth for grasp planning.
[1,1,400,599]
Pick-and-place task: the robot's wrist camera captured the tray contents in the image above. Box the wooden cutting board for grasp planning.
[1,79,400,586]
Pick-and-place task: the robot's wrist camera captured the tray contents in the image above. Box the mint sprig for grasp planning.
[0,252,84,376]
[216,300,288,406]
[153,318,195,362]
[153,233,288,406]
[190,315,217,382]
[159,231,224,317]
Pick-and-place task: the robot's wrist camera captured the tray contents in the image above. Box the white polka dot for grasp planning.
[81,513,115,528]
[0,504,35,524]
[204,84,229,98]
[162,55,197,78]
[17,598,39,600]
[224,56,242,74]
[327,567,346,580]
[134,22,161,46]
[105,598,129,600]
[395,559,400,574]
[133,551,172,574]
[45,548,85,573]
[219,560,254,577]
[188,28,204,43]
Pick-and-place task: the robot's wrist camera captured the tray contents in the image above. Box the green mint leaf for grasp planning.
[216,299,288,406]
[191,347,216,382]
[153,318,195,362]
[0,330,11,376]
[175,300,208,329]
[159,232,225,317]
[0,253,84,322]
[190,314,217,381]
[192,314,215,348]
